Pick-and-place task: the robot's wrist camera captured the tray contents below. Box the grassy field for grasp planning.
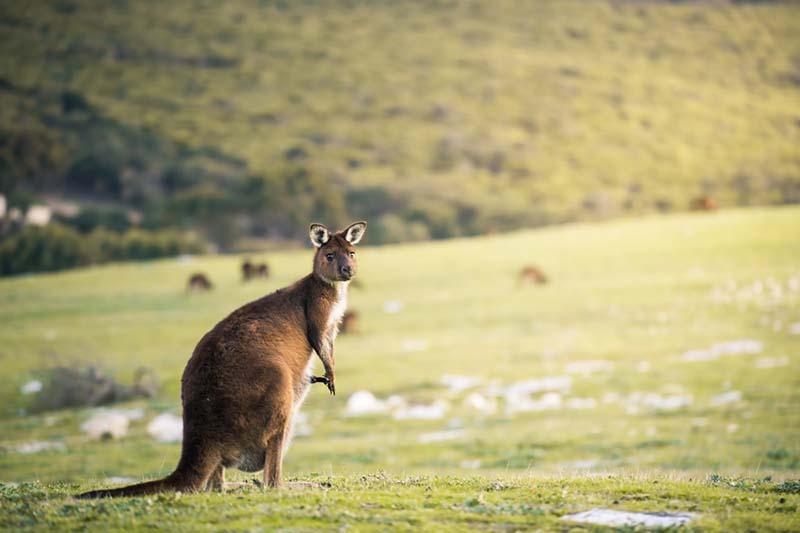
[1,207,799,529]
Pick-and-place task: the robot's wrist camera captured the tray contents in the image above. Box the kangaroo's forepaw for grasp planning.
[309,375,329,385]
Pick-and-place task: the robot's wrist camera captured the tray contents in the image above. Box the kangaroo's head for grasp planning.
[309,221,367,283]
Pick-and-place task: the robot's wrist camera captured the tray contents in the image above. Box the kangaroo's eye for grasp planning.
[325,253,334,262]
[349,252,356,258]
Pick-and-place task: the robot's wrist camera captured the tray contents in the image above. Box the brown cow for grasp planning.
[78,221,367,498]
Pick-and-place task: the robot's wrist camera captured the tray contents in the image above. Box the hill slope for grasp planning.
[1,1,800,246]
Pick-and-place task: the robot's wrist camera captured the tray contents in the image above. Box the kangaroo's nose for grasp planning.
[340,265,353,277]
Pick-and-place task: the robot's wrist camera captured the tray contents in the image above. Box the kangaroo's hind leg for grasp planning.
[261,385,293,489]
[206,463,225,492]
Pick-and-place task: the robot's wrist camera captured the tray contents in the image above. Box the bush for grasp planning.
[0,224,91,275]
[0,223,204,276]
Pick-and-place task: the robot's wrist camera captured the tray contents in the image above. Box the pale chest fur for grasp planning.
[326,281,349,341]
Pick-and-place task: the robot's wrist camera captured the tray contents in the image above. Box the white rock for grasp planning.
[491,376,572,397]
[566,397,597,410]
[386,395,407,409]
[81,411,130,440]
[625,393,692,413]
[446,417,464,429]
[682,339,763,362]
[681,349,717,362]
[506,392,562,414]
[25,205,51,226]
[755,356,789,369]
[561,509,695,528]
[345,390,389,416]
[789,322,800,335]
[393,400,449,420]
[710,390,742,407]
[463,393,497,415]
[147,413,183,443]
[713,339,763,355]
[383,300,404,314]
[20,380,42,395]
[602,392,622,404]
[440,374,483,394]
[13,440,66,454]
[400,339,428,352]
[417,429,464,443]
[564,360,613,375]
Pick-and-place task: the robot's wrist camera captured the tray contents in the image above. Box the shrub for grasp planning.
[0,224,91,275]
[0,223,204,276]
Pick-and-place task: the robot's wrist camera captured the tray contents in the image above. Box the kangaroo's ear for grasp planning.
[309,223,330,248]
[343,221,367,245]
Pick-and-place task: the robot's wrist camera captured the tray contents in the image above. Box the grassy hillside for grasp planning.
[2,1,799,246]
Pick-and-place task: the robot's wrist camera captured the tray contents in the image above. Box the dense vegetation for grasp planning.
[1,0,799,252]
[0,223,202,276]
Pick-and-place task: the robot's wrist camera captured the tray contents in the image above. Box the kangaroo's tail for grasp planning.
[76,472,189,499]
[76,443,219,499]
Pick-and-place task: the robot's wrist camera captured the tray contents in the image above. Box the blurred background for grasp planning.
[0,1,798,485]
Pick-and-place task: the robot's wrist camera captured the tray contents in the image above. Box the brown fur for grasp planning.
[187,273,213,291]
[518,265,548,285]
[78,221,366,498]
[340,310,359,335]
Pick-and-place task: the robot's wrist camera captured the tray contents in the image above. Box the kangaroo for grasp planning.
[78,221,367,498]
[187,272,213,292]
[517,265,548,286]
[339,310,359,335]
[689,195,717,211]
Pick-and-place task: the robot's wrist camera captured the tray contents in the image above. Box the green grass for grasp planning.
[2,473,799,532]
[1,207,799,529]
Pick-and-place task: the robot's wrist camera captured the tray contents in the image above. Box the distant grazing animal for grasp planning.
[187,273,213,291]
[242,260,270,281]
[518,265,548,285]
[340,310,359,334]
[241,259,254,280]
[690,196,717,211]
[78,221,367,498]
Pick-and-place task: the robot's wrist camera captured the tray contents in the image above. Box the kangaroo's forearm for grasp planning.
[307,329,335,373]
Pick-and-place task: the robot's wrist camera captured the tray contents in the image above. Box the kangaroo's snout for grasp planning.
[339,264,353,279]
